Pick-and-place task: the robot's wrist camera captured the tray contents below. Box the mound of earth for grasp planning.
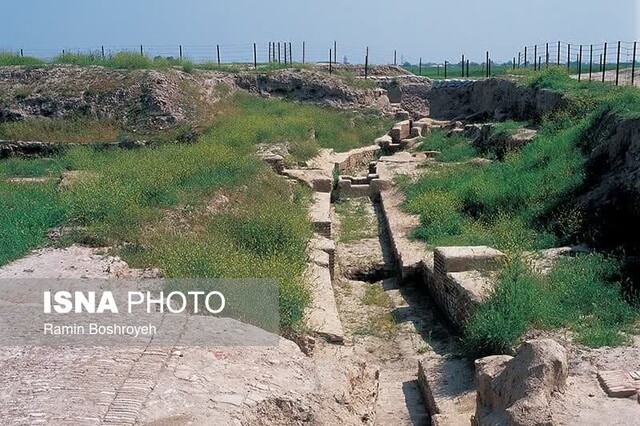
[0,65,237,130]
[235,69,392,112]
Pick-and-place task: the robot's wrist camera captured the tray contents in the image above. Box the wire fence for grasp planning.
[3,40,639,85]
[515,41,640,86]
[0,41,410,68]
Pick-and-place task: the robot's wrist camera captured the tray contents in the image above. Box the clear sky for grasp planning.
[0,0,637,64]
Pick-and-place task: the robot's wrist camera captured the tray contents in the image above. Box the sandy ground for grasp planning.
[0,246,371,425]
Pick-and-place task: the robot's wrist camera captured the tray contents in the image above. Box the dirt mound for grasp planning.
[474,339,568,426]
[0,65,234,130]
[234,69,391,112]
[317,64,413,77]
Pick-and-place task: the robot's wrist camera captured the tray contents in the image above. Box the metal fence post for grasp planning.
[329,49,332,74]
[253,43,257,69]
[567,44,571,71]
[217,45,221,65]
[365,50,369,79]
[419,57,422,76]
[534,45,538,71]
[557,41,561,65]
[546,42,549,68]
[179,45,183,60]
[140,45,144,57]
[289,42,292,64]
[366,46,369,76]
[394,49,397,65]
[524,46,528,67]
[599,54,603,79]
[616,41,621,86]
[518,52,521,68]
[461,54,465,77]
[589,44,593,81]
[602,42,607,82]
[284,42,288,65]
[467,59,470,77]
[578,45,582,81]
[486,51,490,77]
[334,41,337,64]
[444,61,448,79]
[632,41,637,86]
[302,42,306,64]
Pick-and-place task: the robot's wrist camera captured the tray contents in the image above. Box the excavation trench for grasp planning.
[306,145,467,425]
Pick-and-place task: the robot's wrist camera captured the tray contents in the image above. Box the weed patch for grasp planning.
[335,198,378,242]
[417,129,476,162]
[464,255,639,357]
[362,283,392,308]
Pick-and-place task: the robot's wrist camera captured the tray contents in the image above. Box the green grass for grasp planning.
[0,94,389,330]
[402,101,589,252]
[221,94,391,163]
[0,52,46,67]
[0,118,120,144]
[353,312,397,338]
[417,129,476,162]
[362,283,392,308]
[335,198,378,242]
[403,63,509,79]
[0,50,316,73]
[491,120,523,136]
[0,181,66,265]
[52,51,195,70]
[464,254,638,357]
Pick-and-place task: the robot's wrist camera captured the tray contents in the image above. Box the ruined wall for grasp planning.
[374,76,432,119]
[426,78,564,122]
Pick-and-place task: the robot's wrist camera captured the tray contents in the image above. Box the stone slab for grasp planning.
[310,192,332,238]
[447,270,496,304]
[434,246,506,275]
[388,120,411,143]
[304,262,344,344]
[284,169,332,193]
[379,188,426,281]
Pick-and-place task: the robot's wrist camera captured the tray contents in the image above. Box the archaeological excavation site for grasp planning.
[1,56,640,426]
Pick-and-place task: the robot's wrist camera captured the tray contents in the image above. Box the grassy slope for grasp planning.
[401,67,640,355]
[0,93,389,329]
